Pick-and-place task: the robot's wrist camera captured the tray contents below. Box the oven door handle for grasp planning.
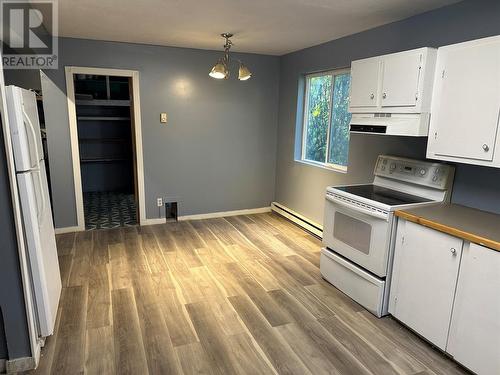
[326,194,389,221]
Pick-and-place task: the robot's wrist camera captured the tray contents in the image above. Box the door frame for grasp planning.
[65,66,146,230]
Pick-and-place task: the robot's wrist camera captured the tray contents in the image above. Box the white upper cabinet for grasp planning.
[349,47,436,114]
[349,58,381,108]
[447,243,500,375]
[427,35,500,167]
[381,51,422,107]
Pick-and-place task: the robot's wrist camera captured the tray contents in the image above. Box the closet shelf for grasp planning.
[76,99,131,106]
[77,116,130,121]
[79,137,130,143]
[80,157,130,163]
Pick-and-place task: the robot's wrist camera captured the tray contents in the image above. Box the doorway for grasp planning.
[65,67,145,231]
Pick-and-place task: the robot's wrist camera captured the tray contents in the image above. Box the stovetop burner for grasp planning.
[332,184,432,206]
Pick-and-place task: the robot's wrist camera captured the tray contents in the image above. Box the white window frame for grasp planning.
[300,68,351,172]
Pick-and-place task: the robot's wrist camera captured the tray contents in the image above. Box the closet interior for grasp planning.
[74,74,137,230]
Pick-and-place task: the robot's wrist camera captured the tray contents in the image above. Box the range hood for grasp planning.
[349,113,430,137]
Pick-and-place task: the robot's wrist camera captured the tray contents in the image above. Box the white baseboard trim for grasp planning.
[57,207,274,230]
[271,202,323,238]
[142,206,271,225]
[54,225,83,234]
[6,356,36,373]
[179,206,271,221]
[141,217,167,226]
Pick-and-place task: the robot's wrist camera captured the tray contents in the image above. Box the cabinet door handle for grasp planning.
[370,93,374,100]
[382,92,387,99]
[483,144,490,152]
[450,248,457,255]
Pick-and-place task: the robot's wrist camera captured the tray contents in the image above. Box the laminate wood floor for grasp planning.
[30,213,469,375]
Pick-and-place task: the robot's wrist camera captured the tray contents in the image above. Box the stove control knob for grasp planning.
[432,175,439,182]
[419,168,427,176]
[390,163,396,170]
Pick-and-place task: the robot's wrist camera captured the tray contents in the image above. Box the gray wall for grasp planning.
[2,70,40,92]
[275,0,500,224]
[7,38,280,228]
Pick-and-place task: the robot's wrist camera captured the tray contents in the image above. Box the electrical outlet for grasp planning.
[157,198,163,207]
[160,112,168,123]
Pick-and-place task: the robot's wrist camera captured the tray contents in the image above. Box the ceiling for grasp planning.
[56,0,460,55]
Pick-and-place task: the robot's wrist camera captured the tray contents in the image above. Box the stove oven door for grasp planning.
[323,193,394,278]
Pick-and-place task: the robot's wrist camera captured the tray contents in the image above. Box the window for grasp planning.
[301,69,352,171]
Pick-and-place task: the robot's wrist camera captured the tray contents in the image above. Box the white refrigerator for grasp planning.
[5,85,61,337]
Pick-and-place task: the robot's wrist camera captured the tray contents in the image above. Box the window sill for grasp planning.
[295,159,347,174]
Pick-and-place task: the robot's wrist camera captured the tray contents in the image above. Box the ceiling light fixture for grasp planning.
[209,33,252,81]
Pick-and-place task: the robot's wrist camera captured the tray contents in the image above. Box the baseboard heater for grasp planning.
[271,202,323,238]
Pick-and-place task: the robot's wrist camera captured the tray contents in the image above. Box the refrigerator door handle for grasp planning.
[23,108,45,221]
[22,108,41,170]
[34,169,46,223]
[29,171,41,223]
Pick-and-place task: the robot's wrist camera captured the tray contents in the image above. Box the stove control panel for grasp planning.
[375,155,454,190]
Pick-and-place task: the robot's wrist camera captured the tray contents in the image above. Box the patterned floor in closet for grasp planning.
[84,192,137,230]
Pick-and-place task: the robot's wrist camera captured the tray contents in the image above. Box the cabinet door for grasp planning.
[381,51,422,107]
[389,221,463,350]
[447,243,500,375]
[349,58,380,108]
[429,36,500,162]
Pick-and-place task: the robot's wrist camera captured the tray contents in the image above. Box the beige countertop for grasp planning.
[395,204,500,252]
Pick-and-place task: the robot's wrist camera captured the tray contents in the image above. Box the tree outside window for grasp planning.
[302,69,352,171]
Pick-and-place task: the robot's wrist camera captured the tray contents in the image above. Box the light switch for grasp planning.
[160,112,168,123]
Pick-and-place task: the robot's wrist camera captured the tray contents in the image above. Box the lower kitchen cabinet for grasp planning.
[390,219,500,374]
[447,243,500,375]
[389,220,463,350]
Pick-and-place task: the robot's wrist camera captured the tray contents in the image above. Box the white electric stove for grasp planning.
[321,155,455,317]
